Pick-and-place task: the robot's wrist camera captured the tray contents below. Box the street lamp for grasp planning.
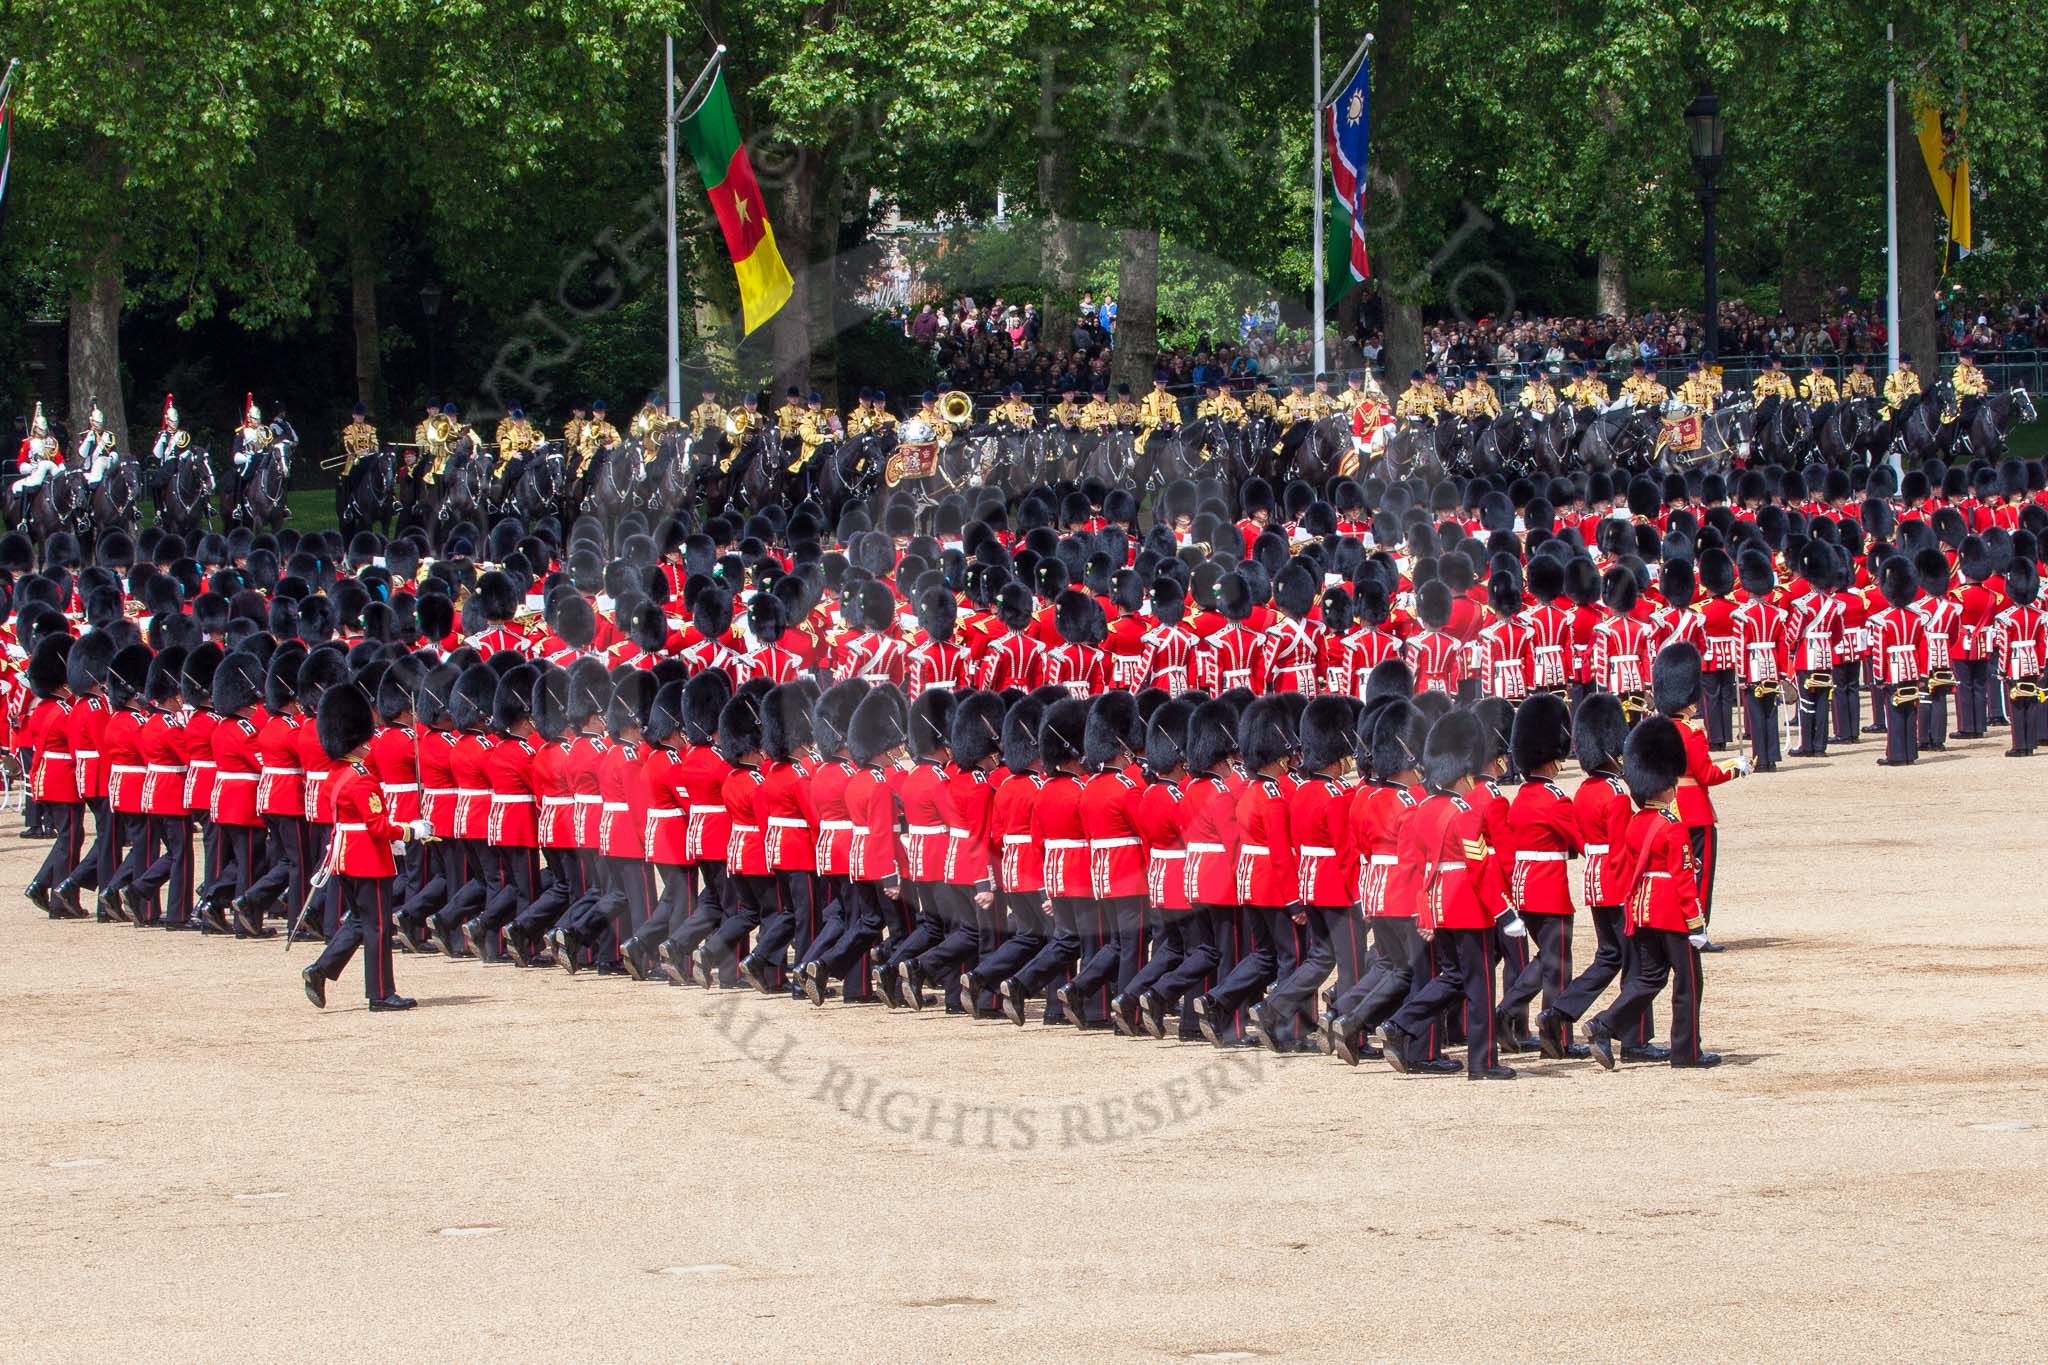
[419,281,444,398]
[1685,85,1725,359]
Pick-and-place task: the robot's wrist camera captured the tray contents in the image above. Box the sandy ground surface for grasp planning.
[5,734,2047,1364]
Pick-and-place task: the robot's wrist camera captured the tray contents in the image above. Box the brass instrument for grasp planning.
[939,391,974,425]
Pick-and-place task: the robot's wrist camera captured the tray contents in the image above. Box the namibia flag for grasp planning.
[679,71,793,337]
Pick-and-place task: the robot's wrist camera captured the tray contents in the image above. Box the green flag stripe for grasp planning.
[679,71,742,189]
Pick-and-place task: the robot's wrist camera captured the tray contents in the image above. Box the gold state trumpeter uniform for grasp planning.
[493,415,539,476]
[1753,368,1796,401]
[1622,372,1669,408]
[688,397,726,439]
[339,418,379,475]
[1450,380,1502,420]
[991,396,1036,428]
[1520,374,1560,415]
[1881,364,1919,420]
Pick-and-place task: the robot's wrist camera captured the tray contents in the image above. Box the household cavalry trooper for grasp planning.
[1947,347,1988,421]
[1562,363,1610,410]
[335,402,380,512]
[1449,368,1502,420]
[575,398,621,474]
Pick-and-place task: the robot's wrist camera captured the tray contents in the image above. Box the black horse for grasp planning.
[239,444,291,534]
[1959,386,2038,460]
[158,446,217,542]
[88,459,141,546]
[338,448,397,540]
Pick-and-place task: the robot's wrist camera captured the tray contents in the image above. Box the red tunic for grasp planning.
[1139,621,1198,695]
[1232,776,1298,907]
[139,710,190,816]
[1031,771,1090,897]
[68,695,110,801]
[28,699,78,804]
[597,740,646,858]
[1352,781,1421,916]
[1868,606,1930,685]
[941,764,997,886]
[1503,777,1580,916]
[417,728,460,839]
[1997,605,2046,680]
[1041,642,1110,698]
[105,708,147,814]
[1262,617,1328,694]
[641,744,689,864]
[1672,719,1734,828]
[450,733,496,840]
[566,734,608,849]
[735,644,802,686]
[1590,614,1655,697]
[810,758,858,876]
[845,763,900,882]
[722,764,769,875]
[1572,773,1632,908]
[1734,599,1791,687]
[1700,596,1742,673]
[906,641,971,696]
[1134,778,1187,910]
[1407,791,1505,932]
[1080,766,1147,899]
[181,709,219,815]
[485,735,539,847]
[762,756,817,871]
[1620,806,1701,934]
[1520,603,1573,692]
[1193,624,1265,694]
[975,631,1046,691]
[329,762,405,878]
[1475,618,1534,700]
[209,715,264,825]
[1402,630,1465,695]
[897,758,952,882]
[1289,775,1356,907]
[676,744,733,864]
[296,715,337,824]
[1181,771,1244,906]
[366,724,421,823]
[533,738,574,849]
[469,624,536,662]
[990,770,1046,893]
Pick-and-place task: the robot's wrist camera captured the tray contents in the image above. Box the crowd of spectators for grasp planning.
[888,286,2048,396]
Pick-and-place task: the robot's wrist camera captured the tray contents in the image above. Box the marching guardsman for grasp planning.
[1882,353,1921,420]
[991,383,1035,429]
[1673,360,1718,412]
[1655,640,1749,953]
[773,385,808,433]
[687,385,725,439]
[1800,356,1839,412]
[1752,354,1795,402]
[1841,354,1878,402]
[1519,367,1561,415]
[1997,558,2045,757]
[22,636,81,917]
[1581,716,1718,1070]
[1620,360,1668,409]
[1869,555,1929,766]
[1077,383,1116,434]
[1787,544,1844,757]
[1947,347,1988,420]
[195,651,266,933]
[1395,370,1444,420]
[1449,368,1501,420]
[1562,362,1609,410]
[1733,549,1788,773]
[302,684,434,1012]
[1495,694,1582,1041]
[492,405,540,481]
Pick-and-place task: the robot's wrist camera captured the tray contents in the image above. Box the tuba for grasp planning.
[939,391,974,425]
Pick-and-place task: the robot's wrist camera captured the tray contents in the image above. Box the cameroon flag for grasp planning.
[680,71,793,336]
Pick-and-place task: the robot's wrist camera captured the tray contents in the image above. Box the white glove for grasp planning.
[1499,911,1529,939]
[1688,932,1710,949]
[1732,753,1755,777]
[408,819,434,840]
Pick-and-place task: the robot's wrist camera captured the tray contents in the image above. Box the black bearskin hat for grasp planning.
[644,680,687,748]
[447,663,499,731]
[605,668,655,736]
[1573,691,1629,775]
[66,630,115,697]
[144,644,188,706]
[493,662,538,732]
[1653,641,1703,717]
[262,640,308,713]
[212,650,266,716]
[1416,579,1453,630]
[1053,588,1106,646]
[475,570,517,623]
[716,693,765,765]
[1369,697,1424,781]
[1300,694,1359,773]
[1878,555,1919,610]
[762,681,819,761]
[27,634,73,700]
[378,652,428,723]
[1274,562,1317,619]
[1083,690,1141,770]
[848,686,908,764]
[949,689,1006,770]
[1143,696,1194,777]
[748,591,788,645]
[1037,696,1090,771]
[1510,692,1572,774]
[315,683,377,761]
[1623,714,1688,804]
[1422,709,1484,790]
[1185,697,1238,774]
[682,669,734,746]
[1237,695,1297,773]
[908,687,956,759]
[1001,695,1045,773]
[1697,546,1736,597]
[1362,657,1414,707]
[813,679,870,757]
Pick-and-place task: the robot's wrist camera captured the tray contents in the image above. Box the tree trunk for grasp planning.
[1037,149,1079,352]
[347,212,384,416]
[68,240,127,452]
[1895,104,1943,372]
[1777,231,1826,329]
[1110,226,1159,393]
[810,169,851,406]
[1596,250,1629,317]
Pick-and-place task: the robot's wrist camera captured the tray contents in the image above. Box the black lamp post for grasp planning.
[419,281,444,399]
[1685,86,1725,359]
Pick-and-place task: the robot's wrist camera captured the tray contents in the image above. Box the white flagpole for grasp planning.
[667,44,727,419]
[664,35,681,420]
[1885,22,1902,477]
[1311,0,1325,378]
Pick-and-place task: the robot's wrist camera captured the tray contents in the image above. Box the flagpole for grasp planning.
[1311,0,1325,379]
[1885,22,1902,478]
[0,58,19,104]
[667,43,727,418]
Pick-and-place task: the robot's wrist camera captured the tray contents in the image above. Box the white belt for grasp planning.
[1641,870,1671,880]
[1044,839,1085,850]
[819,819,855,831]
[946,827,968,838]
[216,772,258,781]
[601,801,628,812]
[188,760,214,769]
[1240,845,1271,856]
[1186,842,1225,854]
[906,824,947,836]
[75,749,99,758]
[456,787,488,798]
[425,787,457,798]
[259,766,300,775]
[1369,854,1399,866]
[1299,845,1335,857]
[1002,834,1034,844]
[145,764,183,774]
[490,795,534,804]
[1092,837,1140,850]
[574,794,601,804]
[44,751,75,761]
[688,804,727,815]
[646,807,682,819]
[1515,851,1568,862]
[768,817,808,829]
[730,824,760,834]
[1435,860,1467,872]
[541,796,571,808]
[1583,843,1610,855]
[113,764,146,776]
[335,822,368,832]
[1151,849,1185,860]
[383,782,419,793]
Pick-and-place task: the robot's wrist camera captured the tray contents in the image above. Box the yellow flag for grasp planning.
[1913,96,1972,255]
